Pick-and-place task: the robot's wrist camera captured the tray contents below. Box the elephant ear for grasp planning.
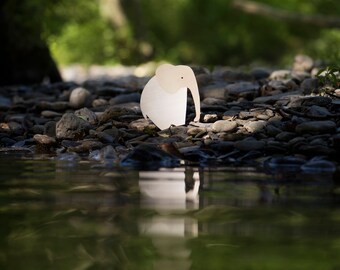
[155,64,180,93]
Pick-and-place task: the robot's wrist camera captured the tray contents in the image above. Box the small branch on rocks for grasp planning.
[232,0,340,28]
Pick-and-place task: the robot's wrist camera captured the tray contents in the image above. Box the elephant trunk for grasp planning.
[188,79,201,122]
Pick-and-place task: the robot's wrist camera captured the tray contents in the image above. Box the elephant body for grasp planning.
[140,64,201,130]
[141,77,187,130]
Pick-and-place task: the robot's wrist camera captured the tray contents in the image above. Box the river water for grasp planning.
[1,154,340,269]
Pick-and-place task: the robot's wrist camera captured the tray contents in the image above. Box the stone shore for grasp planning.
[0,55,339,173]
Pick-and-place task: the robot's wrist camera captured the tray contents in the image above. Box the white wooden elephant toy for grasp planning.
[140,64,201,130]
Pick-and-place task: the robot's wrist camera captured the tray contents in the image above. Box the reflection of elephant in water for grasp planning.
[140,64,201,130]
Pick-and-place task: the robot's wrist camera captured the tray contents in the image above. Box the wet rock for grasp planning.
[109,93,140,105]
[121,144,179,168]
[234,137,265,151]
[0,137,16,146]
[301,158,336,173]
[264,156,306,173]
[55,152,81,162]
[212,120,237,133]
[74,107,98,125]
[295,120,336,134]
[69,87,91,109]
[293,55,314,72]
[56,113,91,140]
[243,120,267,133]
[67,140,103,153]
[89,145,117,162]
[8,122,24,136]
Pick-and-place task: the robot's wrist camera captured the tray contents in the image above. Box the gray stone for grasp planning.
[221,70,253,82]
[296,120,336,134]
[129,118,156,132]
[243,120,267,133]
[202,97,226,106]
[234,138,265,151]
[69,87,91,109]
[56,113,91,140]
[308,105,331,116]
[275,131,296,142]
[109,93,141,105]
[226,82,259,96]
[75,107,98,125]
[203,114,219,123]
[200,84,227,99]
[187,127,207,136]
[41,110,62,118]
[212,120,237,133]
[92,98,108,108]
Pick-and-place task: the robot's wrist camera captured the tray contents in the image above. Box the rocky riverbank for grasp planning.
[0,55,339,173]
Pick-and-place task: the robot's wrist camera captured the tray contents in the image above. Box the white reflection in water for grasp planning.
[139,168,199,270]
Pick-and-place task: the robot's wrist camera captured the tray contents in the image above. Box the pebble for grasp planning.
[74,107,98,125]
[212,120,237,133]
[243,120,267,133]
[56,113,91,140]
[69,87,91,109]
[0,55,339,169]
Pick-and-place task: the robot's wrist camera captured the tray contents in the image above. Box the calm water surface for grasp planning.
[1,155,340,270]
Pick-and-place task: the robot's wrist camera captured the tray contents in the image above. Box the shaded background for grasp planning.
[1,0,339,85]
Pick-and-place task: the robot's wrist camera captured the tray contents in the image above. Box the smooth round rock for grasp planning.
[69,87,91,109]
[212,120,237,133]
[295,121,336,134]
[243,120,267,133]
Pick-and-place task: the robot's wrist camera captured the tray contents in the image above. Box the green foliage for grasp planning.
[6,0,340,66]
[316,64,340,88]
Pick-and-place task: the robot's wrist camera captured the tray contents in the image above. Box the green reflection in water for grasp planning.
[0,157,340,269]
